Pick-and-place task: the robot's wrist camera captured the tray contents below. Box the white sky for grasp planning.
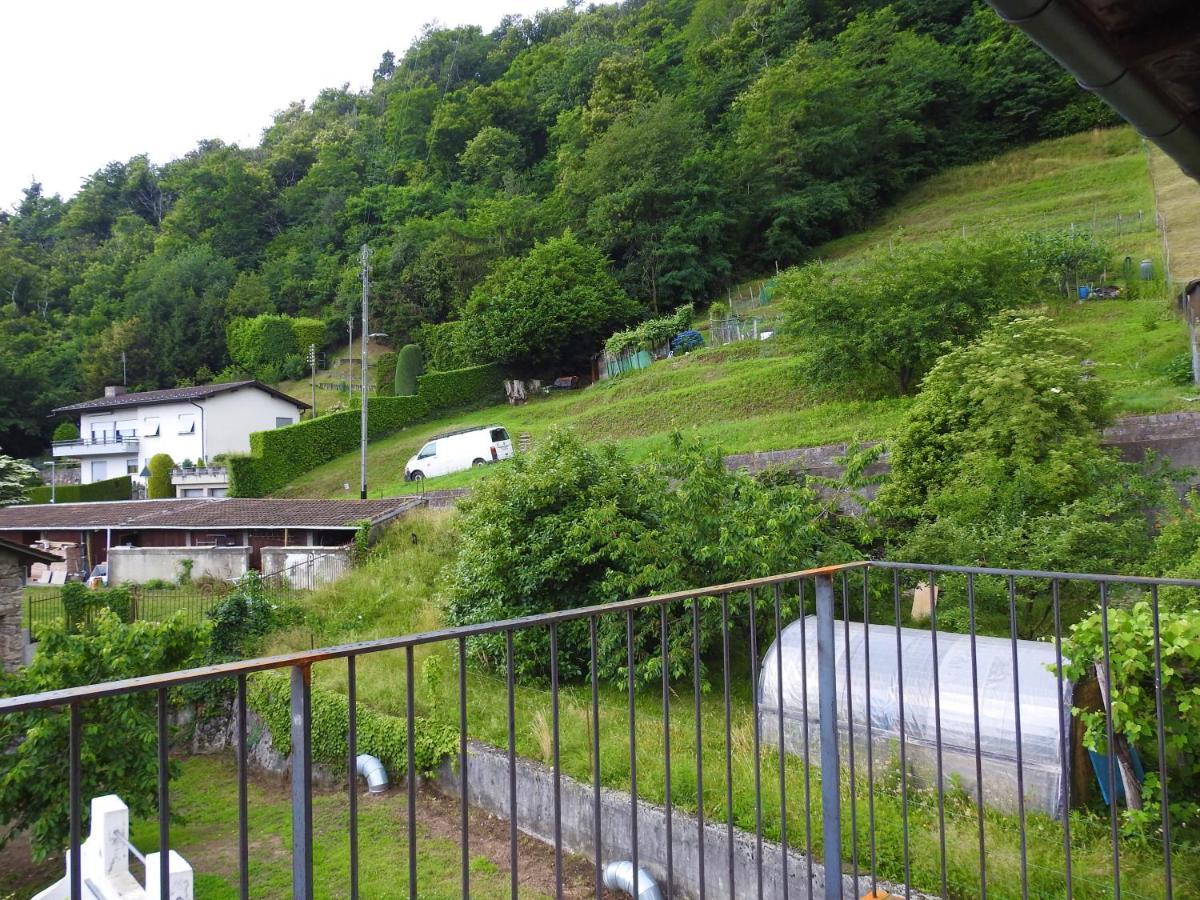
[0,0,557,208]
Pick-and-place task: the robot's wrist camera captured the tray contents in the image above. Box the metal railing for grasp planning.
[0,560,1187,899]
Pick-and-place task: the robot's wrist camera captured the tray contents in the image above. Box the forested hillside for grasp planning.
[0,0,1117,455]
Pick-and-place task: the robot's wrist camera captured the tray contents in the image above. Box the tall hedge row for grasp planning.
[227,362,505,497]
[417,321,474,372]
[415,363,503,411]
[26,475,132,505]
[292,318,327,355]
[228,396,428,496]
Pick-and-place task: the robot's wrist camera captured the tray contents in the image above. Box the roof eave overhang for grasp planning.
[987,0,1200,180]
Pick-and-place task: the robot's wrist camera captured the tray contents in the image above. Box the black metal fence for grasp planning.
[0,561,1187,899]
[23,550,348,641]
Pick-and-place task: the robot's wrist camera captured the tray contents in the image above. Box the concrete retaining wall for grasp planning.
[108,546,249,585]
[260,547,351,587]
[438,739,924,900]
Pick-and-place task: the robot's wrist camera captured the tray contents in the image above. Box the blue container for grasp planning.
[1078,285,1091,300]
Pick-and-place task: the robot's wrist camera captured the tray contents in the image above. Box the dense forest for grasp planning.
[0,0,1116,455]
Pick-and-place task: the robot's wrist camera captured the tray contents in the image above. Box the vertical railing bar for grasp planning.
[841,570,859,892]
[626,610,639,900]
[552,622,564,900]
[1050,581,1071,899]
[929,574,948,899]
[660,603,675,899]
[1149,585,1173,900]
[590,616,602,900]
[1008,576,1029,900]
[506,630,518,900]
[458,636,469,900]
[816,573,843,900]
[290,664,314,899]
[1098,582,1120,900]
[237,674,249,900]
[158,686,170,900]
[748,588,764,900]
[692,596,707,900]
[791,581,805,898]
[69,701,82,900]
[722,593,735,897]
[893,571,911,899]
[347,656,360,900]
[862,569,877,895]
[405,647,417,900]
[774,583,790,900]
[968,575,987,899]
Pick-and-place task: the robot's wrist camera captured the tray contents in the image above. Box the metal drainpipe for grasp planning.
[188,400,207,464]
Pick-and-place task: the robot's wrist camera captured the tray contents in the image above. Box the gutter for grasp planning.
[188,400,207,462]
[987,0,1200,179]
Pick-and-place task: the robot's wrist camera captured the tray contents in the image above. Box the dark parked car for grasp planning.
[547,376,580,391]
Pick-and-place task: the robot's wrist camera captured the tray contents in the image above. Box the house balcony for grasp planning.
[51,436,139,457]
[171,466,229,498]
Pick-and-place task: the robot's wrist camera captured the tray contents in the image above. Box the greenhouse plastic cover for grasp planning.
[758,616,1073,817]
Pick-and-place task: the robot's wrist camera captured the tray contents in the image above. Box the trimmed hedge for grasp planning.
[415,363,503,411]
[417,321,474,372]
[227,396,428,496]
[249,671,457,776]
[395,344,423,397]
[26,475,132,505]
[227,363,503,497]
[291,317,327,355]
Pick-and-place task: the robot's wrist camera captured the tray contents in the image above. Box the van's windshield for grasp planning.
[489,428,509,443]
[417,442,436,459]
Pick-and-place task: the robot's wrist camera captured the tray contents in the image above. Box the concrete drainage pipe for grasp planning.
[602,861,663,900]
[355,754,389,793]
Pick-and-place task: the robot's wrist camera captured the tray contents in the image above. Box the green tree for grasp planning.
[463,230,639,374]
[0,613,205,858]
[52,422,79,442]
[147,453,175,499]
[394,344,423,396]
[0,454,38,506]
[779,232,1041,395]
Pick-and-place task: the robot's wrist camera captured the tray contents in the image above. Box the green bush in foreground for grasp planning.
[395,344,423,396]
[147,453,175,499]
[249,671,456,776]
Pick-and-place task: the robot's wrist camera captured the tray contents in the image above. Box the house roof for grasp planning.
[987,0,1200,179]
[0,536,58,564]
[50,381,310,416]
[0,498,422,532]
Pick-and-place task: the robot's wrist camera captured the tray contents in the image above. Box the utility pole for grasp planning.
[308,343,318,417]
[121,350,127,385]
[347,316,354,401]
[360,245,370,500]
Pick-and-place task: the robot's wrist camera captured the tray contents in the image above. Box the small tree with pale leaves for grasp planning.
[0,453,37,506]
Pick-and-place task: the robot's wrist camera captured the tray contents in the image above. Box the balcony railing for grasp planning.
[51,435,139,457]
[169,466,228,480]
[0,561,1187,900]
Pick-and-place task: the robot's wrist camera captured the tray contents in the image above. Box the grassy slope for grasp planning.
[274,127,1190,500]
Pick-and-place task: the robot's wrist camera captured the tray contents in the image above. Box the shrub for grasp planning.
[52,422,79,442]
[0,612,207,857]
[418,321,475,372]
[415,363,503,411]
[226,314,300,377]
[1164,352,1194,385]
[249,671,457,776]
[227,396,428,496]
[671,330,704,354]
[291,317,327,356]
[61,582,135,629]
[26,475,132,505]
[606,305,696,356]
[446,431,854,684]
[147,453,175,499]
[395,344,424,396]
[142,578,176,591]
[374,351,397,395]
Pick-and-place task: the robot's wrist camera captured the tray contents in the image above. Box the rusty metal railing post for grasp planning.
[816,572,844,899]
[291,664,314,899]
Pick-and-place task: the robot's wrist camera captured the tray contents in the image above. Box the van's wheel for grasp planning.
[472,458,486,467]
[410,471,424,481]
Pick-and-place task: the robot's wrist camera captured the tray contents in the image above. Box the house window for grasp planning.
[144,418,160,437]
[275,417,294,428]
[126,459,138,475]
[116,419,138,439]
[181,488,205,498]
[178,414,196,434]
[90,422,115,443]
[90,460,108,481]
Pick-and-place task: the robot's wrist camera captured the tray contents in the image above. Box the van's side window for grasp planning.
[490,428,509,442]
[418,441,437,459]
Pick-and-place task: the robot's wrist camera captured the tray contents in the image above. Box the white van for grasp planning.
[404,425,514,481]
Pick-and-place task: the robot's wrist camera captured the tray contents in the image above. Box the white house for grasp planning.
[51,381,309,489]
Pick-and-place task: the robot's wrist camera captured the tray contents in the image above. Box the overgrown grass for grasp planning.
[266,512,1189,899]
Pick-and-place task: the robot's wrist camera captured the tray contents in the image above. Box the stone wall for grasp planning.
[0,550,25,673]
[108,546,250,585]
